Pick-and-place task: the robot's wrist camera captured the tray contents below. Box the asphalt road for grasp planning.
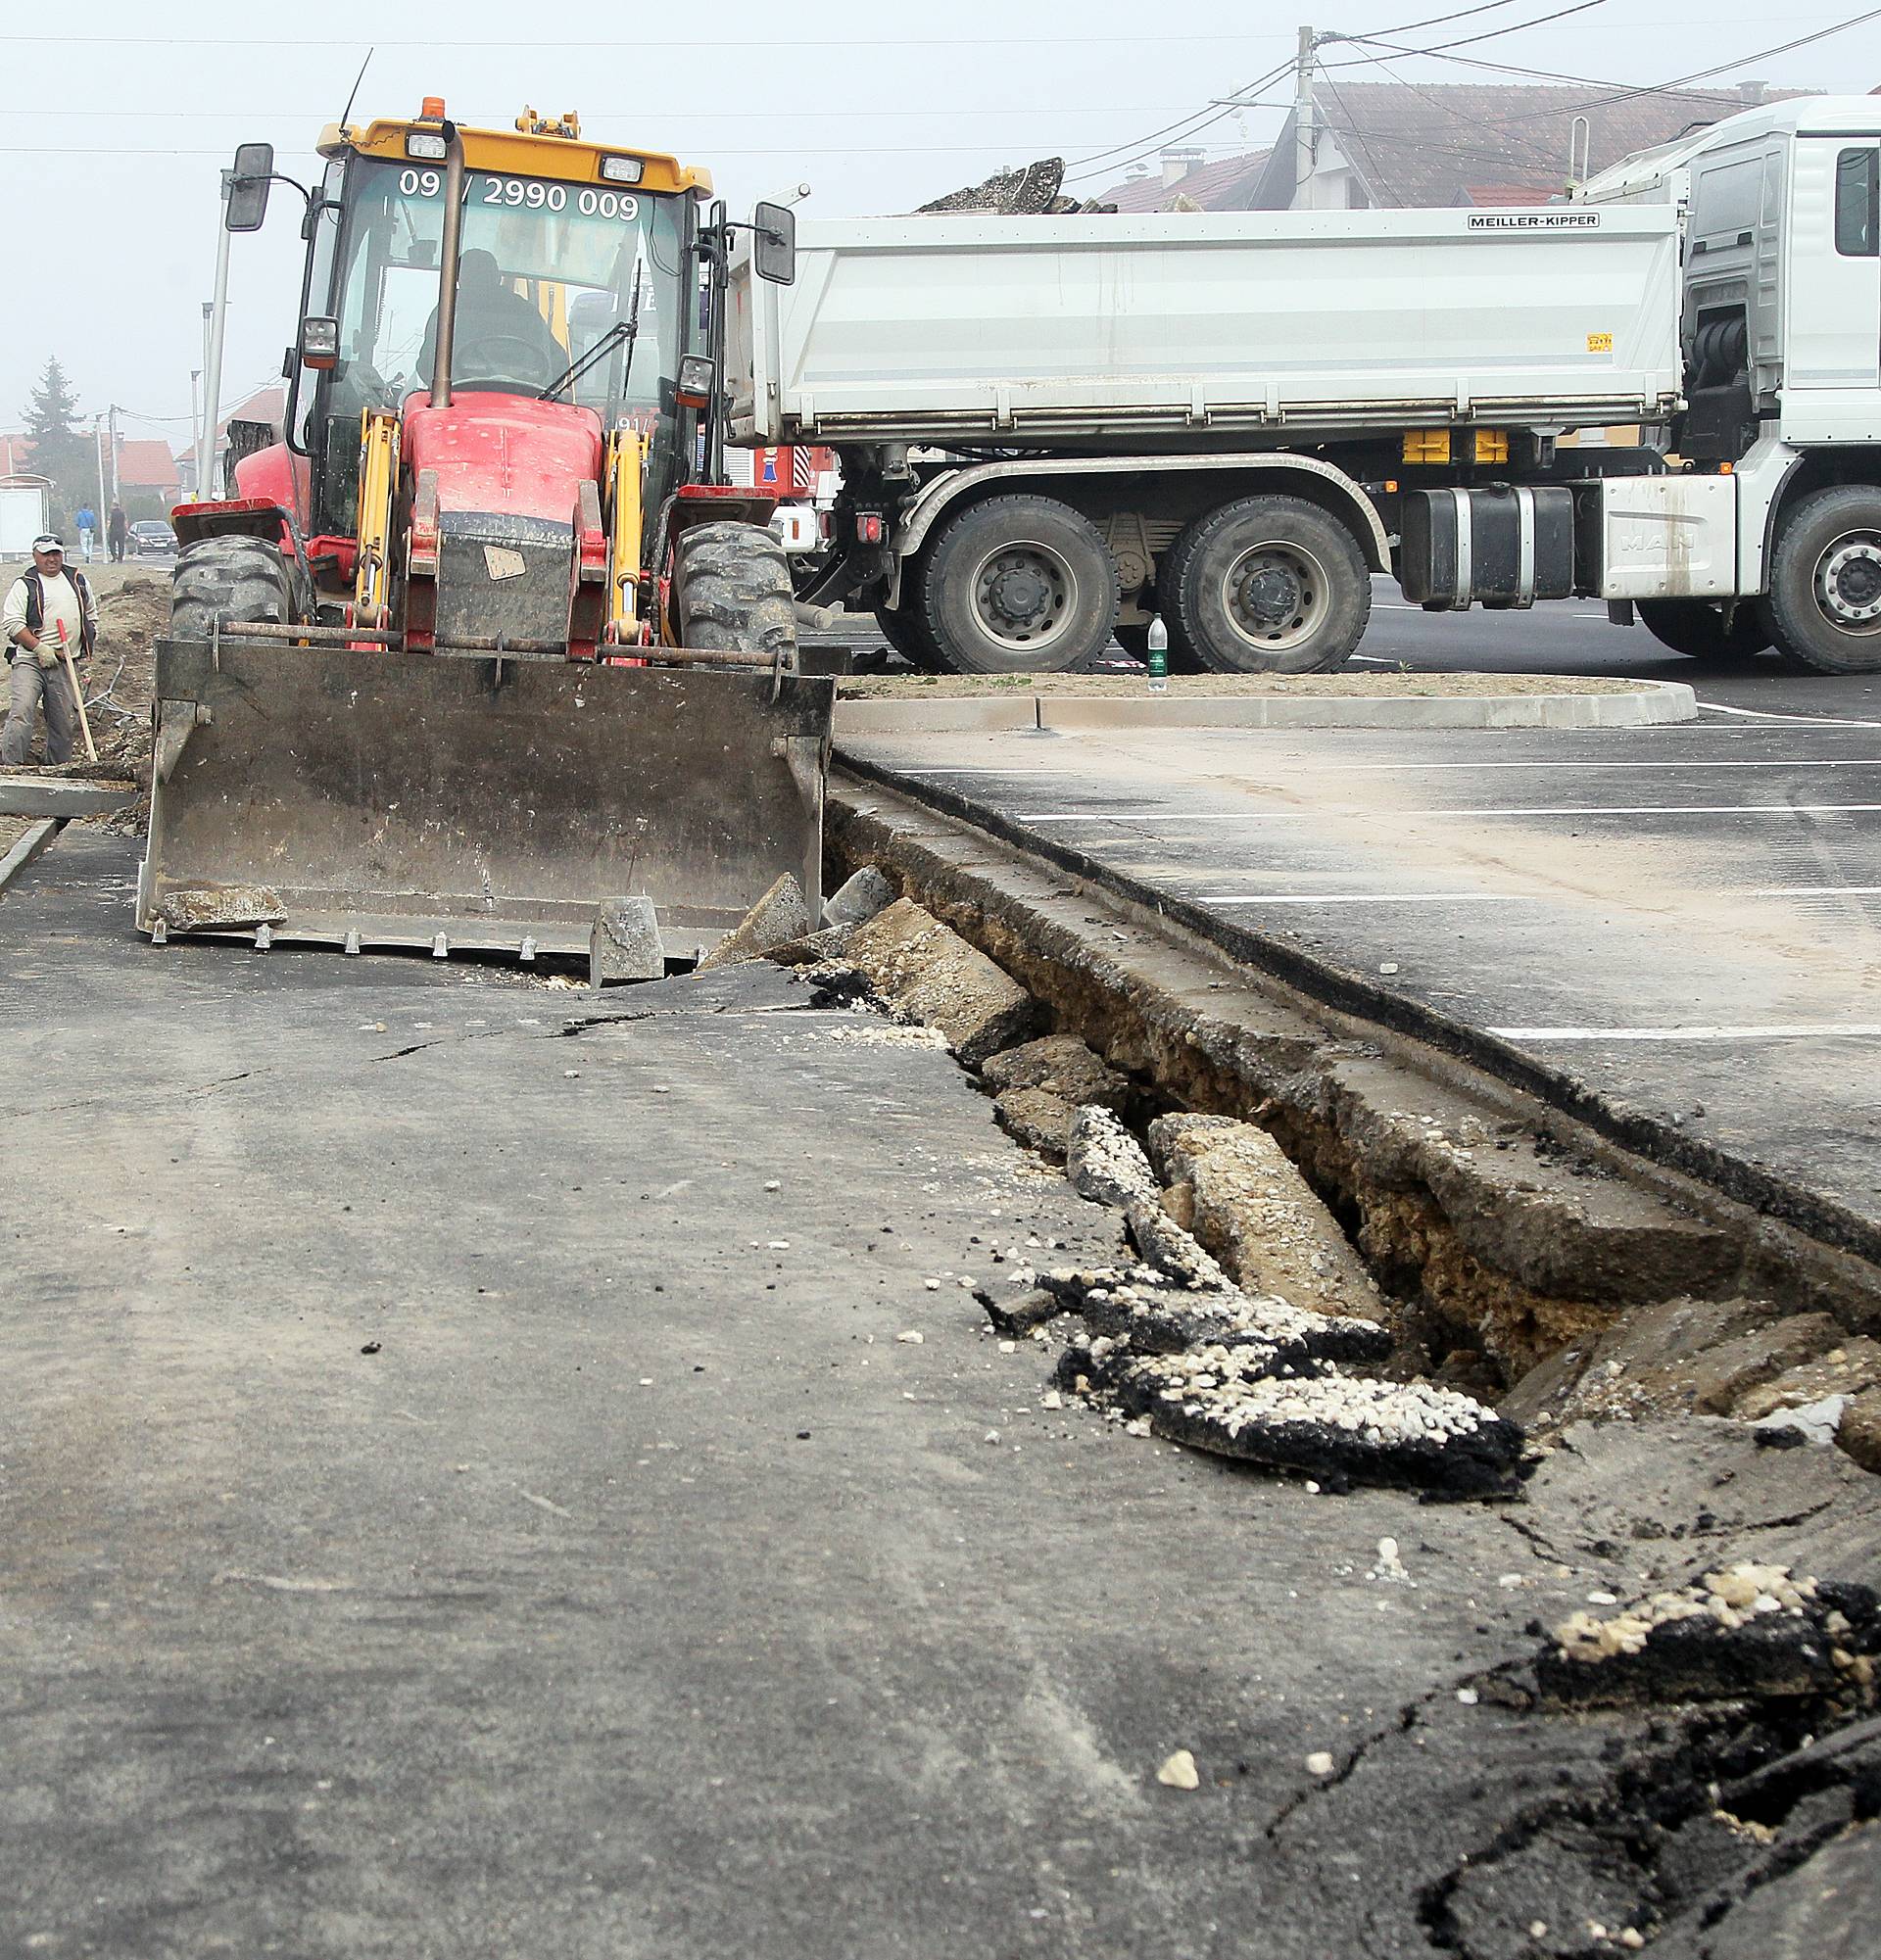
[830,594,1881,1244]
[6,834,1877,1957]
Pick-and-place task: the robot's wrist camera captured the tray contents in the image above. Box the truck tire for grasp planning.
[874,601,945,672]
[1164,495,1371,675]
[918,494,1118,674]
[673,521,798,661]
[1636,598,1771,660]
[1758,486,1881,675]
[169,535,296,638]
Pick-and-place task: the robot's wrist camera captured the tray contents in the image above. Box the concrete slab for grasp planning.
[0,773,139,817]
[3,836,1876,1958]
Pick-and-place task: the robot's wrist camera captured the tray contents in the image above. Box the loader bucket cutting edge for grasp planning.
[138,636,835,960]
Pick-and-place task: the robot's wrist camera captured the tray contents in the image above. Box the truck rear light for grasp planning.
[856,513,885,546]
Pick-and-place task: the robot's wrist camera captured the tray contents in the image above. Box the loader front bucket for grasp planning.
[137,635,835,962]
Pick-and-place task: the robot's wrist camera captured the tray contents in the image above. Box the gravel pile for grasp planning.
[1538,1563,1880,1708]
[1062,1338,1525,1498]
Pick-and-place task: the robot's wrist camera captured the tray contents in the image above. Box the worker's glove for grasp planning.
[34,645,57,669]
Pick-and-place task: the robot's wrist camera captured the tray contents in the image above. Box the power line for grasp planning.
[1342,5,1881,110]
[1065,1,1604,187]
[1365,0,1535,32]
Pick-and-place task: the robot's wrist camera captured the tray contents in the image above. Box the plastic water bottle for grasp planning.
[1146,616,1170,694]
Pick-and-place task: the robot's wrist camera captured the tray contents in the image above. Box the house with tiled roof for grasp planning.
[1246,78,1818,210]
[1091,147,1272,213]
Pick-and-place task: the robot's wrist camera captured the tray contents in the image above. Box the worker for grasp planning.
[107,502,129,563]
[2,535,97,766]
[417,249,561,387]
[72,502,97,563]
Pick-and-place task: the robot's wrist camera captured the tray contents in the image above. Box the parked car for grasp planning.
[130,519,176,557]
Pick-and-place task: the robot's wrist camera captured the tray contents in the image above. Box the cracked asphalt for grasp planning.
[3,835,1878,1958]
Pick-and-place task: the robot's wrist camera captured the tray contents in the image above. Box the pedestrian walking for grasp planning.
[73,504,97,563]
[2,535,98,766]
[106,501,128,563]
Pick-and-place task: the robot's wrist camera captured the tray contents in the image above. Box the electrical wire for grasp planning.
[1339,6,1881,111]
[1065,2,1602,187]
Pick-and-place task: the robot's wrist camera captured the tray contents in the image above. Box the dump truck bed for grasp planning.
[729,207,1682,448]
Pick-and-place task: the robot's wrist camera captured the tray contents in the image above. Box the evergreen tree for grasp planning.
[22,357,96,535]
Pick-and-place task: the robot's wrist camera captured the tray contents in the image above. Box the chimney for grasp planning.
[1162,145,1205,187]
[1738,79,1766,104]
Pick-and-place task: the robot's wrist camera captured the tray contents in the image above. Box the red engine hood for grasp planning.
[401,392,604,523]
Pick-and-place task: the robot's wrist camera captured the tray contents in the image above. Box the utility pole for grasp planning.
[107,404,120,504]
[189,369,201,492]
[1293,24,1317,210]
[200,167,235,502]
[94,415,109,524]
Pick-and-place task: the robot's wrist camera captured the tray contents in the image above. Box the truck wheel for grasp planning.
[1759,486,1881,676]
[169,535,296,638]
[1164,495,1371,675]
[673,521,798,662]
[1636,598,1771,660]
[918,495,1118,674]
[874,601,945,672]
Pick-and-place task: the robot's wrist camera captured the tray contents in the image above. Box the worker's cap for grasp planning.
[31,534,64,553]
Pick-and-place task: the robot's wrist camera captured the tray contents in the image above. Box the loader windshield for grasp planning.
[327,156,689,431]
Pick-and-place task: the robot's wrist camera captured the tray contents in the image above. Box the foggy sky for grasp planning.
[1,0,1873,455]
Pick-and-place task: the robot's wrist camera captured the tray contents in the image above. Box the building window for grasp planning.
[1834,147,1877,257]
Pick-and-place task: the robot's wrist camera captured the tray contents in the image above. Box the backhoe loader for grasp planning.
[140,101,830,974]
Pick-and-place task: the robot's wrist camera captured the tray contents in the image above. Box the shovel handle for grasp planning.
[60,644,98,764]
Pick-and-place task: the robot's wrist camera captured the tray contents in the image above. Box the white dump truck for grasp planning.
[730,95,1881,677]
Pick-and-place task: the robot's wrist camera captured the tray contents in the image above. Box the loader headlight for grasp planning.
[600,155,644,185]
[675,355,714,409]
[406,131,450,161]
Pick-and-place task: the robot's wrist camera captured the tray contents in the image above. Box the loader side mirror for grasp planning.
[225,143,276,232]
[752,201,796,286]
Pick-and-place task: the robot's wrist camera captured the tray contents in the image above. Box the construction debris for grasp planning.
[697,873,811,971]
[1538,1564,1879,1708]
[841,898,1037,1066]
[822,866,896,931]
[589,895,664,986]
[985,1035,1130,1160]
[1148,1113,1380,1319]
[1065,1105,1158,1208]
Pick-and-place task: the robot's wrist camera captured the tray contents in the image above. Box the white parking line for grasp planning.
[1753,885,1881,896]
[1024,804,1881,822]
[1699,700,1881,730]
[1490,1024,1881,1041]
[1206,892,1524,904]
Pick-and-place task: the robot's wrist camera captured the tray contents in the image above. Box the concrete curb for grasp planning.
[0,817,62,895]
[834,679,1697,736]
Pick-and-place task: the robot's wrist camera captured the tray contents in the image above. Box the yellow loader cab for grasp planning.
[141,101,827,977]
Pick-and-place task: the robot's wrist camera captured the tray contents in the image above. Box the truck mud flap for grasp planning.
[137,635,834,961]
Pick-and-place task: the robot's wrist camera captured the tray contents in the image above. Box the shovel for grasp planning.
[53,620,97,764]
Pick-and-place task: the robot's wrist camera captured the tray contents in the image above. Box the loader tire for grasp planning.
[1164,495,1370,675]
[673,521,798,663]
[169,535,296,639]
[1636,598,1771,661]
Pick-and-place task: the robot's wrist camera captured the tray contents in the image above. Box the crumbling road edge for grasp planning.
[832,752,1881,1276]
